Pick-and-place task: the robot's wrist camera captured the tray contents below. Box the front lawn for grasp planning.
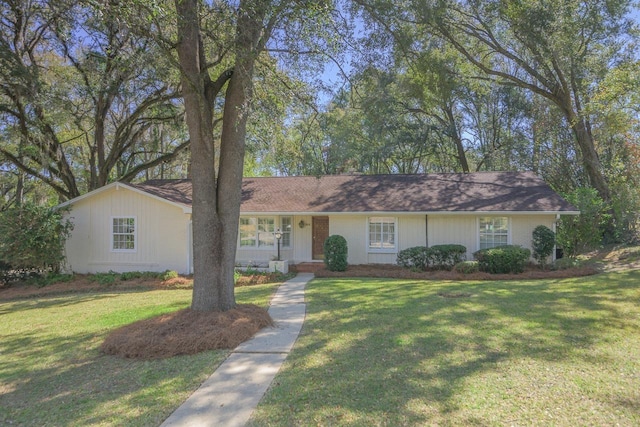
[0,283,278,426]
[249,271,640,426]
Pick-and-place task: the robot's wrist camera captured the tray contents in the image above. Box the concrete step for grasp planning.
[290,262,325,273]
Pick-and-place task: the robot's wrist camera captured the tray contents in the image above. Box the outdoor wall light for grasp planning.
[298,220,307,229]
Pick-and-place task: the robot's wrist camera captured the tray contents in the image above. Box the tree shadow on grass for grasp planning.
[0,330,225,426]
[0,294,219,426]
[250,271,640,426]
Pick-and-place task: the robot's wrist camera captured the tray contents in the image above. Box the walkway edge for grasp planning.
[160,273,313,427]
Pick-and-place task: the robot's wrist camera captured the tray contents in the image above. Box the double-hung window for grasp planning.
[112,217,136,251]
[239,216,292,248]
[239,218,257,247]
[368,217,397,251]
[257,217,275,247]
[280,216,292,247]
[479,217,509,249]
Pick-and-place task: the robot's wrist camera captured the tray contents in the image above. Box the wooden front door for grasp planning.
[312,216,329,260]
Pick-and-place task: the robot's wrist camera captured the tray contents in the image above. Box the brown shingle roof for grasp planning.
[131,172,577,213]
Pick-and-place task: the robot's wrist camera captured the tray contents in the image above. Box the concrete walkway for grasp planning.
[161,273,312,427]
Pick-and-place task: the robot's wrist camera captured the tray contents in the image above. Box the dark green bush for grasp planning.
[396,246,430,270]
[532,225,556,268]
[474,245,531,274]
[557,188,609,256]
[0,260,11,285]
[453,260,480,274]
[324,235,348,272]
[0,204,73,273]
[427,244,467,270]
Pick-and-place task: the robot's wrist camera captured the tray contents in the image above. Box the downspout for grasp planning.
[425,215,429,247]
[553,214,560,261]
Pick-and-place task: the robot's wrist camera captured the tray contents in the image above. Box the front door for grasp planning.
[312,216,329,260]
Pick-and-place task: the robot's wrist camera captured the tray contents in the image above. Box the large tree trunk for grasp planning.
[568,111,611,202]
[176,0,265,312]
[175,0,223,312]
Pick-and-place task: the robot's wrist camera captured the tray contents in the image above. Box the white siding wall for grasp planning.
[65,186,191,274]
[428,215,478,259]
[329,215,428,265]
[428,214,558,260]
[67,192,560,271]
[330,215,368,264]
[512,215,557,257]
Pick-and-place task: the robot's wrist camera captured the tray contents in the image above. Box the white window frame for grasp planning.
[257,217,276,248]
[367,216,398,253]
[280,216,293,248]
[238,216,293,249]
[111,216,137,252]
[477,217,511,250]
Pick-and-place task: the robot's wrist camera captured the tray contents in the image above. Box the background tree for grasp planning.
[0,0,188,201]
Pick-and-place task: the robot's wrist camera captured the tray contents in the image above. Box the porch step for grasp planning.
[290,262,325,273]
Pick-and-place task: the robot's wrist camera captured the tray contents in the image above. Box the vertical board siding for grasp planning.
[330,215,367,264]
[428,215,478,259]
[65,187,190,274]
[511,215,557,256]
[398,216,427,250]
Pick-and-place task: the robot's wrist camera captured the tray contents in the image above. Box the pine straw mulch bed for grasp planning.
[314,263,601,281]
[100,304,273,359]
[0,275,193,301]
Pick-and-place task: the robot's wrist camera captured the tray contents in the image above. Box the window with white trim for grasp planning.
[112,217,136,251]
[368,217,397,251]
[239,216,292,248]
[479,217,509,249]
[280,216,292,247]
[239,217,257,247]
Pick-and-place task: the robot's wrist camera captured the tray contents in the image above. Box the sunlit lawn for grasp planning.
[249,271,640,426]
[0,283,278,426]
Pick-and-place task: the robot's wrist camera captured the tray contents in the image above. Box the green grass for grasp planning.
[0,283,278,426]
[249,271,640,426]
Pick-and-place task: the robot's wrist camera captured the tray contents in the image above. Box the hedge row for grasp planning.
[396,244,467,271]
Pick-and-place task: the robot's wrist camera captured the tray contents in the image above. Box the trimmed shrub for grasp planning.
[532,225,556,268]
[396,246,430,270]
[453,260,480,274]
[397,244,467,271]
[474,245,531,274]
[324,235,348,272]
[427,244,467,270]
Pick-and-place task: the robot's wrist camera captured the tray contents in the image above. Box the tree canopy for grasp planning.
[1,0,638,308]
